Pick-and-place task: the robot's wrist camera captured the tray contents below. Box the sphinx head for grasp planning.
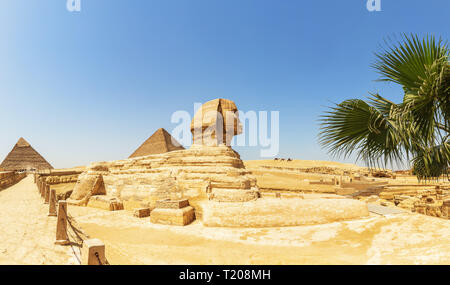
[190,98,243,146]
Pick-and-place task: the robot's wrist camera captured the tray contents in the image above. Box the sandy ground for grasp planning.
[243,160,443,193]
[244,159,364,170]
[244,159,364,192]
[0,176,77,265]
[1,175,449,265]
[69,204,450,265]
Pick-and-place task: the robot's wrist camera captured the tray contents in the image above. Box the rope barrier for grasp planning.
[58,203,83,264]
[95,252,102,265]
[58,203,109,265]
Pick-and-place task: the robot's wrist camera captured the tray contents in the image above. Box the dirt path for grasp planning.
[0,175,76,265]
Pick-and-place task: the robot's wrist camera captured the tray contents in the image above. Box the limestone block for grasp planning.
[155,199,190,209]
[81,239,107,265]
[397,197,419,211]
[426,205,442,217]
[415,204,427,215]
[201,198,369,228]
[379,192,394,200]
[133,208,151,218]
[87,195,124,211]
[442,203,450,218]
[68,173,106,206]
[380,200,395,207]
[366,195,379,203]
[210,188,259,202]
[150,206,195,226]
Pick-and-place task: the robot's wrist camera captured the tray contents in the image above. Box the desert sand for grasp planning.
[2,169,450,265]
[67,197,450,265]
[0,176,77,265]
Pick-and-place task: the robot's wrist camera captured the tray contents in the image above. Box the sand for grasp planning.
[244,159,365,170]
[2,175,450,265]
[0,176,77,265]
[68,204,450,265]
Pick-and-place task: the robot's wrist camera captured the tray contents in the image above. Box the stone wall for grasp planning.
[0,171,26,190]
[394,187,450,219]
[36,170,83,200]
[358,185,450,220]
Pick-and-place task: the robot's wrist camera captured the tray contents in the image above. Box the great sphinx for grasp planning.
[67,98,369,227]
[67,98,260,214]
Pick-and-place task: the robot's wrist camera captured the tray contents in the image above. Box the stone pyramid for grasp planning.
[0,138,53,171]
[129,128,185,158]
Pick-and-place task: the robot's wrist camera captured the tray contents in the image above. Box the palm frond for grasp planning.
[373,34,449,94]
[319,95,404,168]
[318,34,450,180]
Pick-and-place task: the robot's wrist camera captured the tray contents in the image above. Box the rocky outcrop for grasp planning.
[70,145,259,216]
[68,173,107,206]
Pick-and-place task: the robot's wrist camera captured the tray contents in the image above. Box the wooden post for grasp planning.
[55,200,70,245]
[48,189,57,217]
[44,184,50,204]
[82,239,107,265]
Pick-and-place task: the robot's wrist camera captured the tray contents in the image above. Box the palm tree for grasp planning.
[319,34,450,181]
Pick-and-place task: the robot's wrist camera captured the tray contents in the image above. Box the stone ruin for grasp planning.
[66,98,369,227]
[67,98,259,218]
[0,171,27,190]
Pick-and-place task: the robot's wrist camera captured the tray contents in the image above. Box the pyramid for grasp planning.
[129,128,185,158]
[0,138,53,171]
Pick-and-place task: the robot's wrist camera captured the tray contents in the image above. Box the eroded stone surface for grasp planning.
[69,145,260,215]
[150,206,196,226]
[201,198,370,227]
[191,98,242,146]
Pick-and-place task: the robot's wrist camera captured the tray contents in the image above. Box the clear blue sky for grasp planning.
[0,1,449,168]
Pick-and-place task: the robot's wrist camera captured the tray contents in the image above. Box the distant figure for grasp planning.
[287,158,292,162]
